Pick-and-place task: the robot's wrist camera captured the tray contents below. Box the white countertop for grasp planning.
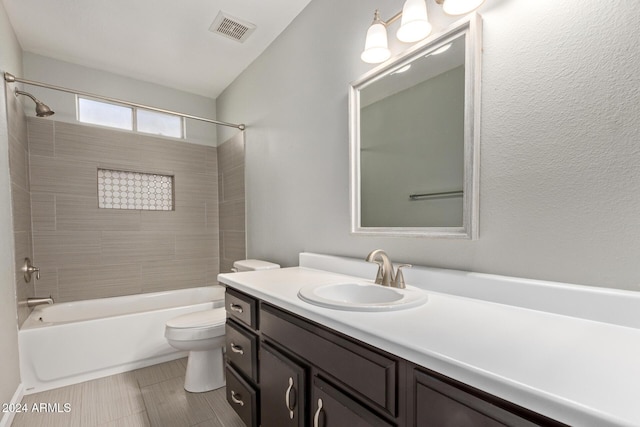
[218,264,640,427]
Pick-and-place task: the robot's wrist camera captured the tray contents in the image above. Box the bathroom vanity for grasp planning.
[218,253,640,427]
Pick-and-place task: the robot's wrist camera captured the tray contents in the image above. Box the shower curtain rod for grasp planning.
[3,72,245,131]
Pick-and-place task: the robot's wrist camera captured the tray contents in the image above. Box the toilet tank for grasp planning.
[232,259,280,272]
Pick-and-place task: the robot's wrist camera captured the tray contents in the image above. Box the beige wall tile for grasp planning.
[175,232,218,260]
[206,201,219,232]
[221,231,246,265]
[205,146,218,175]
[11,183,32,233]
[102,231,175,264]
[219,199,245,232]
[34,266,59,302]
[221,165,244,202]
[27,117,54,157]
[8,134,29,190]
[206,258,221,283]
[55,121,142,167]
[141,258,209,293]
[30,155,98,197]
[140,202,205,232]
[173,172,217,204]
[219,259,234,276]
[138,135,209,174]
[56,194,141,231]
[33,231,102,267]
[58,263,141,302]
[31,192,56,231]
[217,133,244,173]
[24,121,223,301]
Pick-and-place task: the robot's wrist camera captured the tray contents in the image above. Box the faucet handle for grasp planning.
[393,264,412,289]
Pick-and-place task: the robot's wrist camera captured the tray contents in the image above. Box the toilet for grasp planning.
[164,259,280,393]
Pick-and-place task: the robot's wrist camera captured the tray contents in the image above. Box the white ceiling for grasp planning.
[2,0,312,99]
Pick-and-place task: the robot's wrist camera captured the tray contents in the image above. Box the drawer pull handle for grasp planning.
[229,303,244,313]
[231,390,244,406]
[230,343,244,355]
[285,377,295,419]
[313,398,323,427]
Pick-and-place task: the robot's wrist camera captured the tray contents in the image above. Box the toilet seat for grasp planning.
[165,309,226,341]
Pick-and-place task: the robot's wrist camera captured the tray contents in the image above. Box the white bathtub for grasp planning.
[19,286,226,394]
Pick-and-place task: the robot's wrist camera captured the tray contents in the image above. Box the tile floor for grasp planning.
[12,358,245,427]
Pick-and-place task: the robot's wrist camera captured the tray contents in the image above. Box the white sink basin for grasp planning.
[297,282,427,311]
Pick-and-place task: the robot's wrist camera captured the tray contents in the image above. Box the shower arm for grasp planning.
[4,72,245,131]
[15,89,39,103]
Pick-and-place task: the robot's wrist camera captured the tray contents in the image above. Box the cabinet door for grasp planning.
[311,377,393,427]
[260,343,307,427]
[413,370,554,427]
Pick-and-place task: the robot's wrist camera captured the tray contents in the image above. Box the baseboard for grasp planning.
[0,383,24,427]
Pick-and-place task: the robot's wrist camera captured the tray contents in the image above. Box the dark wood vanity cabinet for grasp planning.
[224,288,564,427]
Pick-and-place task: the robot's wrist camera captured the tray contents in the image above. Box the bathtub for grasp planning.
[19,285,225,394]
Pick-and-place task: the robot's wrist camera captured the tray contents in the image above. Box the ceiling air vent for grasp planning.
[209,11,256,43]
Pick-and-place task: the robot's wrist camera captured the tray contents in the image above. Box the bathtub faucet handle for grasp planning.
[22,258,40,282]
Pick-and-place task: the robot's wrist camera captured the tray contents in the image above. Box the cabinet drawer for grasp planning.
[226,364,258,427]
[311,376,393,427]
[260,304,398,416]
[226,320,258,382]
[225,288,257,329]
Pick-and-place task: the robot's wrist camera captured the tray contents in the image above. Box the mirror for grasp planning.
[349,15,481,239]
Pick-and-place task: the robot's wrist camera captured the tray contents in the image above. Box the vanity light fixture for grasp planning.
[360,0,485,63]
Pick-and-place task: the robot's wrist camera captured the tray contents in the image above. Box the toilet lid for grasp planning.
[166,309,226,328]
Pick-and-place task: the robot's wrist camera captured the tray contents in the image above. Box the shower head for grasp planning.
[15,89,55,117]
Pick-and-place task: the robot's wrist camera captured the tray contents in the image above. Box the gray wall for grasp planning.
[0,0,23,412]
[28,118,220,303]
[217,0,640,290]
[217,132,246,273]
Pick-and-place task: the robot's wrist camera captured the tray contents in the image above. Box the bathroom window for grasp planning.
[78,98,133,130]
[78,97,184,138]
[97,169,174,211]
[137,109,184,138]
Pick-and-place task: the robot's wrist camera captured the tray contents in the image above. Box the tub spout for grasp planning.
[27,296,54,308]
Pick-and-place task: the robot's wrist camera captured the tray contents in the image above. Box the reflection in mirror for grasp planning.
[349,14,481,238]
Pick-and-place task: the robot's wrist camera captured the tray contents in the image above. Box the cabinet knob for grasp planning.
[285,377,296,420]
[230,390,244,406]
[313,398,324,427]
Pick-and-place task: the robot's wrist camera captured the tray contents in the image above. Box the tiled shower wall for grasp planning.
[6,89,35,326]
[218,132,246,273]
[27,117,220,303]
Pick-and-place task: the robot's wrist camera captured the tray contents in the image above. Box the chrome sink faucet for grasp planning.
[365,250,412,289]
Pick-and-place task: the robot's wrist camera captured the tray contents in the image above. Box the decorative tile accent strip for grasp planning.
[98,169,173,210]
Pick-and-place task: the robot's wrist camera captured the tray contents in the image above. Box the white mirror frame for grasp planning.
[349,14,482,239]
